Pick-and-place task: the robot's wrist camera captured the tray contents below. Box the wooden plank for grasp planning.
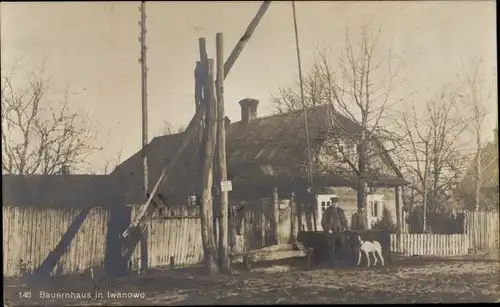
[35,209,43,273]
[183,208,193,265]
[20,207,27,276]
[50,209,58,276]
[29,208,36,273]
[165,214,174,268]
[158,217,166,266]
[176,217,184,267]
[5,207,13,276]
[3,207,9,275]
[248,249,308,263]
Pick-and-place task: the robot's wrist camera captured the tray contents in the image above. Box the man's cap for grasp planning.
[330,194,339,200]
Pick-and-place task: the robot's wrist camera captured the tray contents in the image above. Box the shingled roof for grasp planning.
[112,103,406,203]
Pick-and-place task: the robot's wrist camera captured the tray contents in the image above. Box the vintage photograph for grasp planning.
[2,1,498,305]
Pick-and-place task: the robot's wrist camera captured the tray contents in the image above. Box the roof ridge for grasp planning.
[230,104,332,125]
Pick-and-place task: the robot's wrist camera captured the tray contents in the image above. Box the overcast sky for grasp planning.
[1,1,497,173]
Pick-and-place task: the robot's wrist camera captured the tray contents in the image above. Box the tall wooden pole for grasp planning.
[198,38,219,255]
[291,1,314,192]
[215,33,230,272]
[139,0,149,274]
[199,59,219,275]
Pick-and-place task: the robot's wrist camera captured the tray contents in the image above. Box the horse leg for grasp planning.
[357,250,362,266]
[365,251,370,267]
[373,252,378,266]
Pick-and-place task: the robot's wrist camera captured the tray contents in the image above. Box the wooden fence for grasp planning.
[3,203,497,278]
[128,206,203,271]
[466,211,499,252]
[3,206,109,277]
[390,233,470,256]
[397,210,499,256]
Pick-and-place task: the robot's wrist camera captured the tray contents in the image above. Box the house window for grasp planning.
[321,201,332,213]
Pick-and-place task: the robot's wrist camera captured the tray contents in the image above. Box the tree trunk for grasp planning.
[354,130,369,230]
[475,132,481,211]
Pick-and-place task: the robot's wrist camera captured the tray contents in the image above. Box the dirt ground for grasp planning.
[4,258,500,306]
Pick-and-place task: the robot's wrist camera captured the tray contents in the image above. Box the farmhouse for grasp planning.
[113,99,407,228]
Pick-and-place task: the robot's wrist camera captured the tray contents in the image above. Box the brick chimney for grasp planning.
[238,98,259,124]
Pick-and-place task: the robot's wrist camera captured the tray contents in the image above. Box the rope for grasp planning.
[291,1,314,192]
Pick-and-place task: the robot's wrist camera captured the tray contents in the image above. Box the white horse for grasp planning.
[356,235,385,267]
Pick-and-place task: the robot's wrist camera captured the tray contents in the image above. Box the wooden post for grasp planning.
[198,38,219,253]
[139,1,149,274]
[272,187,279,244]
[199,58,219,275]
[395,186,402,232]
[215,32,230,272]
[261,200,266,248]
[290,192,296,243]
[229,204,238,252]
[395,186,401,252]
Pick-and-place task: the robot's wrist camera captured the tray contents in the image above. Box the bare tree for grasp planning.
[1,67,102,175]
[395,86,471,222]
[160,120,187,136]
[272,24,408,228]
[457,57,494,211]
[92,148,123,175]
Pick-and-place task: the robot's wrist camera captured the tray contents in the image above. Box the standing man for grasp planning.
[321,196,349,233]
[321,195,349,265]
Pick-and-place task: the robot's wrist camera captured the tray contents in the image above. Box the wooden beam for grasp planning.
[139,0,149,275]
[272,187,279,244]
[290,192,296,243]
[395,186,402,233]
[223,1,271,78]
[199,59,219,274]
[215,32,230,272]
[199,37,208,62]
[395,186,403,251]
[198,37,219,253]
